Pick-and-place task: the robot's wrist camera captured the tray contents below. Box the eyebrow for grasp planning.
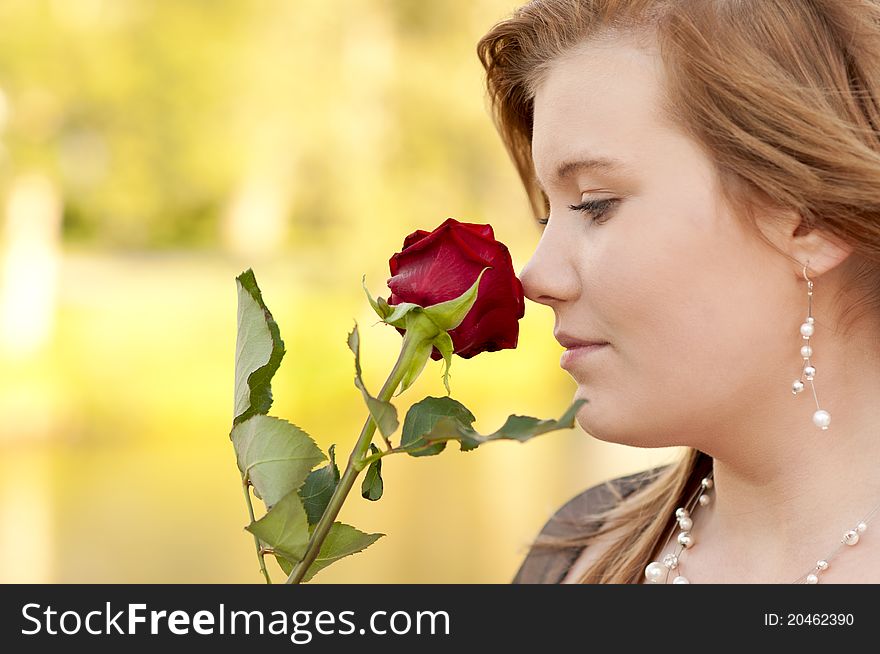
[534,156,630,195]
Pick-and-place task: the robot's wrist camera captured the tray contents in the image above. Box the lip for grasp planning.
[554,331,608,349]
[560,343,608,369]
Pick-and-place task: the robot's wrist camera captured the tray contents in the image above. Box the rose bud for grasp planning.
[385,217,525,360]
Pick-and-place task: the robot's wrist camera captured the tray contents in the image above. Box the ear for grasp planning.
[765,208,854,278]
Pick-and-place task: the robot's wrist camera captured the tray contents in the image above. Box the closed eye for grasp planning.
[536,198,620,226]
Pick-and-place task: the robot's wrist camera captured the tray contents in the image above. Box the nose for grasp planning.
[519,219,580,308]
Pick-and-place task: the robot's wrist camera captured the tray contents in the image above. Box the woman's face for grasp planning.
[522,35,797,448]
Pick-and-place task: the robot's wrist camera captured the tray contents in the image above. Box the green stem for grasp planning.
[284,330,421,584]
[359,440,442,467]
[243,477,272,584]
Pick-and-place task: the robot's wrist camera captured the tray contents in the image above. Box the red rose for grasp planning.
[386,217,525,360]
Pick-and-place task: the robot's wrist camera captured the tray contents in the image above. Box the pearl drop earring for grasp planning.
[791,261,831,430]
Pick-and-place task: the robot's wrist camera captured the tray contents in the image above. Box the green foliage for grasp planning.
[232,270,586,582]
[361,444,384,501]
[399,396,590,457]
[400,396,475,458]
[233,269,285,426]
[347,322,399,440]
[245,489,311,563]
[275,522,385,583]
[231,415,325,508]
[433,327,454,397]
[362,267,491,399]
[233,269,384,582]
[362,275,394,321]
[299,444,341,525]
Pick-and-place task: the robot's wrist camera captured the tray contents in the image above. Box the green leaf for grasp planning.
[399,396,588,457]
[346,322,399,439]
[399,396,476,457]
[299,444,340,525]
[245,489,311,563]
[361,443,384,501]
[231,415,326,509]
[433,331,454,396]
[422,266,491,332]
[233,269,286,426]
[362,274,393,320]
[276,521,385,582]
[276,555,294,576]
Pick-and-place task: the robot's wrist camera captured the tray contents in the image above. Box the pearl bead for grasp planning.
[800,322,814,337]
[644,561,666,583]
[672,576,690,584]
[792,380,804,394]
[663,554,679,570]
[675,508,689,520]
[699,494,711,506]
[701,477,714,490]
[678,532,693,548]
[804,365,816,380]
[812,409,830,429]
[843,530,860,546]
[800,345,812,358]
[678,517,693,531]
[857,522,867,533]
[806,573,819,584]
[816,560,828,571]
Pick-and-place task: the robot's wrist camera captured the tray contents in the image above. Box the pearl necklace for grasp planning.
[644,472,880,584]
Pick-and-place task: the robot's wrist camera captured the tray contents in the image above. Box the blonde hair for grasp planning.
[477,0,880,583]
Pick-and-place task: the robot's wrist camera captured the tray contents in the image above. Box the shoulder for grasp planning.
[511,465,668,584]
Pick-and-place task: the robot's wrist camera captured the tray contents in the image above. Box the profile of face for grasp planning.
[521,33,804,450]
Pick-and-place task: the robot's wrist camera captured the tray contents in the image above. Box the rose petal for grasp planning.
[385,218,524,359]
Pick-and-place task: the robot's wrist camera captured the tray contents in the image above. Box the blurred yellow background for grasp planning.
[0,0,678,583]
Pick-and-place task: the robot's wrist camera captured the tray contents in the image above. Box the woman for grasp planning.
[477,0,880,583]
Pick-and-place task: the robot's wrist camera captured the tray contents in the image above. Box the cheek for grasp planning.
[574,265,733,446]
[580,206,783,428]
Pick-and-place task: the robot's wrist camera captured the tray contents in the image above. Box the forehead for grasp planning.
[531,36,668,183]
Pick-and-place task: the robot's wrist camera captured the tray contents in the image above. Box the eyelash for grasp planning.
[537,199,619,226]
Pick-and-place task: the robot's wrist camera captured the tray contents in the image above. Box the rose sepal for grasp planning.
[376,266,491,396]
[362,274,393,322]
[421,266,491,332]
[394,310,442,396]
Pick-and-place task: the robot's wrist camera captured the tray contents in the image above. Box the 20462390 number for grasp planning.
[788,613,854,626]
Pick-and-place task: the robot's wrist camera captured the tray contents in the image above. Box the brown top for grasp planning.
[511,466,669,584]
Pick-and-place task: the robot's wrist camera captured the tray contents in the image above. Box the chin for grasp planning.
[575,401,677,449]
